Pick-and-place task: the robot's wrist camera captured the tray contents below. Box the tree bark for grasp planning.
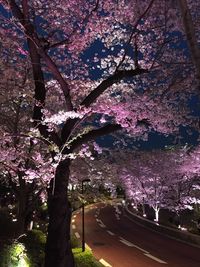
[17,174,28,235]
[45,159,75,267]
[17,194,27,235]
[17,185,35,234]
[178,0,200,82]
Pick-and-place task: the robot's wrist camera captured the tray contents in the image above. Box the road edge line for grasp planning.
[99,258,112,267]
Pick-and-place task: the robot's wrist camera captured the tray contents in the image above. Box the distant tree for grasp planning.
[118,147,200,222]
[173,145,200,216]
[70,148,120,197]
[118,150,183,221]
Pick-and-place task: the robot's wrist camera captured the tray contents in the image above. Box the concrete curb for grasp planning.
[125,205,200,248]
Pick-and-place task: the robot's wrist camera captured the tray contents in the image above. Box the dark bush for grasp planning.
[0,208,18,239]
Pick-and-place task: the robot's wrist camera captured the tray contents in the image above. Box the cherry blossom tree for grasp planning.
[180,145,200,177]
[175,145,200,215]
[164,174,198,222]
[0,139,54,230]
[70,149,121,198]
[0,1,199,266]
[117,147,200,223]
[118,150,182,221]
[0,54,54,233]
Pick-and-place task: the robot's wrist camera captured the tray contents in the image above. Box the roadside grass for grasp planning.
[71,233,104,267]
[73,248,104,267]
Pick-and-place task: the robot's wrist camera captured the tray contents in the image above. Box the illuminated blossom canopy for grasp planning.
[117,148,200,221]
[0,1,199,266]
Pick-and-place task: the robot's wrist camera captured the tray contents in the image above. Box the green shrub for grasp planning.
[73,248,103,267]
[19,229,46,267]
[0,241,30,267]
[0,229,103,267]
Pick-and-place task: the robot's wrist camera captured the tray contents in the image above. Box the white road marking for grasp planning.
[107,230,115,236]
[75,232,80,238]
[99,258,112,267]
[99,223,106,228]
[86,243,92,251]
[119,237,149,254]
[97,220,106,227]
[72,224,76,229]
[144,253,167,264]
[119,239,134,247]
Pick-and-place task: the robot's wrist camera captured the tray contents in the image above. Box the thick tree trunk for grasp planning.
[17,212,26,235]
[17,182,27,235]
[45,159,75,267]
[17,209,34,234]
[17,192,34,234]
[17,179,35,234]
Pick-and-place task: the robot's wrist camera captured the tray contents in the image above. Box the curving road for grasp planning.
[71,201,200,267]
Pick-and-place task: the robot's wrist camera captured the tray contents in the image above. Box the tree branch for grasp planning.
[48,0,100,49]
[8,0,73,111]
[67,124,122,152]
[8,0,62,147]
[116,0,155,71]
[178,0,200,83]
[81,68,148,107]
[61,68,148,143]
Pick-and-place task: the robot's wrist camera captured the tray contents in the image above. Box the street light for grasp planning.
[81,178,90,252]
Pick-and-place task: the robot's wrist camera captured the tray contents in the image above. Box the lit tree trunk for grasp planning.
[45,159,75,267]
[17,174,28,235]
[17,192,27,234]
[142,197,146,217]
[154,207,160,222]
[17,186,35,234]
[175,211,181,227]
[17,175,37,234]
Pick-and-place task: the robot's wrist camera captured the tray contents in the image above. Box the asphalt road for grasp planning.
[72,201,200,267]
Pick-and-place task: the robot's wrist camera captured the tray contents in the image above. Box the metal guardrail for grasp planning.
[125,205,200,248]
